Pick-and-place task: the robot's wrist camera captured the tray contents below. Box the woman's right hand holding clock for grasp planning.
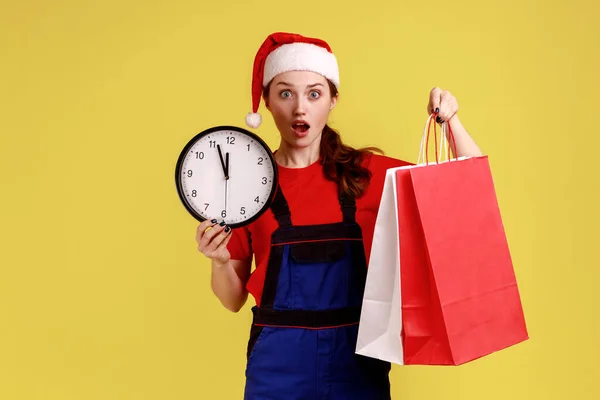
[196,219,232,266]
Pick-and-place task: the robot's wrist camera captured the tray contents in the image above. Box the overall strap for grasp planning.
[269,185,292,228]
[339,191,357,224]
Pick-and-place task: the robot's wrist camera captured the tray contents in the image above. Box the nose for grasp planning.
[293,97,307,116]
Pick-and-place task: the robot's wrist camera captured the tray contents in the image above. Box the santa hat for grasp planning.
[245,32,340,129]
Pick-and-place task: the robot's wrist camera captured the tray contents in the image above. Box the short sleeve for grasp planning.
[226,225,253,261]
[359,152,414,214]
[370,153,414,169]
[364,152,414,187]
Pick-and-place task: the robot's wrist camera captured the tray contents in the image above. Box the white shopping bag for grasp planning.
[355,166,406,364]
[355,114,457,365]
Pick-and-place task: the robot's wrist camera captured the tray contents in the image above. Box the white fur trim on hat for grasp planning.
[263,42,340,88]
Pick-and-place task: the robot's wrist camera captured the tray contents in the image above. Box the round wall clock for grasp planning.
[175,125,278,228]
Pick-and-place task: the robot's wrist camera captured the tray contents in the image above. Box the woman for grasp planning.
[196,32,483,399]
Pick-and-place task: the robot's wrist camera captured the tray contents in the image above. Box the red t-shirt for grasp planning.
[227,152,412,305]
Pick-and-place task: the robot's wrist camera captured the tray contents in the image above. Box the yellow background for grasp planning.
[1,0,598,398]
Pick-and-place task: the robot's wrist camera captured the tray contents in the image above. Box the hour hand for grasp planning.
[217,144,227,178]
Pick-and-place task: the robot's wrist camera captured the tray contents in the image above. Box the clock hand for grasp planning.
[224,178,228,219]
[224,152,229,218]
[225,152,229,179]
[217,144,227,178]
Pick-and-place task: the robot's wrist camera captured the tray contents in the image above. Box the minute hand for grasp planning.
[225,152,229,179]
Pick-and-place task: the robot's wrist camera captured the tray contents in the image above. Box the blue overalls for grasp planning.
[244,186,391,400]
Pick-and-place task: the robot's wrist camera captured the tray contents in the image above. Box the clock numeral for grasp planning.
[204,203,209,211]
[187,170,193,177]
[195,151,205,159]
[262,177,267,185]
[221,210,227,218]
[209,140,216,148]
[254,196,260,203]
[247,144,251,151]
[226,136,235,145]
[191,190,197,197]
[257,157,264,165]
[240,207,246,215]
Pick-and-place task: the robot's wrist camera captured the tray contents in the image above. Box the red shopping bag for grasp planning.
[397,118,529,365]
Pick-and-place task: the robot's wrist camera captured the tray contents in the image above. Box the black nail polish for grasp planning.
[435,107,439,113]
[219,221,225,226]
[211,219,217,223]
[225,226,231,233]
[436,116,442,123]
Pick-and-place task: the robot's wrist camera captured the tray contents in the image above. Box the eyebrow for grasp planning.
[276,82,325,88]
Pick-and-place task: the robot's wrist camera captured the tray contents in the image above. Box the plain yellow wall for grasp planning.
[1,0,598,399]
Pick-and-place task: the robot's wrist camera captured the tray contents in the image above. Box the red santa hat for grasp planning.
[245,32,340,129]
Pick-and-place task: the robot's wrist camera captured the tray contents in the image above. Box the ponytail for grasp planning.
[319,124,382,198]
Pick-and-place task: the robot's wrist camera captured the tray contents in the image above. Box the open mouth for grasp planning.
[292,121,310,134]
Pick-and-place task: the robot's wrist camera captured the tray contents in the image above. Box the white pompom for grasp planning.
[245,112,262,128]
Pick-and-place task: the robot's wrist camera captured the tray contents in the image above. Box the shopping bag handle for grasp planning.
[417,113,458,165]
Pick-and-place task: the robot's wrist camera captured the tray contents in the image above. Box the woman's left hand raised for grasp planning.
[427,87,458,124]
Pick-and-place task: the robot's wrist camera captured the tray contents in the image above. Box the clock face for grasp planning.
[175,126,278,228]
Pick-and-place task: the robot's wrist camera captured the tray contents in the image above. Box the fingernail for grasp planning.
[211,219,217,223]
[219,221,225,226]
[225,226,231,233]
[436,116,442,123]
[435,107,439,113]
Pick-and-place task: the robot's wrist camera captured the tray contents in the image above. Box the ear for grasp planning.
[330,94,338,110]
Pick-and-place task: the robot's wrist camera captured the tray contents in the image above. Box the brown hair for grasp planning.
[263,79,383,198]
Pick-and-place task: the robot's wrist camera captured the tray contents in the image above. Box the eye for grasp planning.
[280,90,292,99]
[309,90,320,99]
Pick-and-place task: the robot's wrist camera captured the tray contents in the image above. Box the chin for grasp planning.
[282,135,312,149]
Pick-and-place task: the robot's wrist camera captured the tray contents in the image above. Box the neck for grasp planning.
[275,137,321,168]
